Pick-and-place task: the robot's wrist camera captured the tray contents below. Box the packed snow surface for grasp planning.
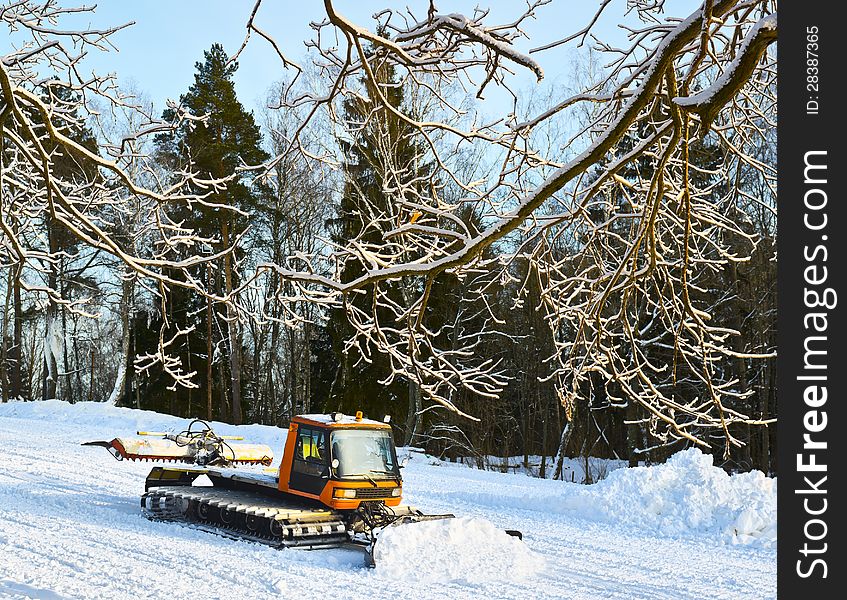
[0,401,776,599]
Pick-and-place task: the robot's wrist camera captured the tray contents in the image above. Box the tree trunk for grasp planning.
[766,360,777,474]
[88,346,95,402]
[107,275,134,406]
[219,353,230,421]
[42,311,58,400]
[10,265,23,400]
[265,343,276,423]
[228,311,242,423]
[403,379,422,447]
[286,328,297,415]
[61,269,71,401]
[521,376,529,469]
[222,220,242,424]
[303,320,312,414]
[626,400,642,467]
[26,321,37,400]
[186,341,193,417]
[1,267,13,402]
[539,387,548,479]
[131,312,139,409]
[328,345,349,414]
[730,261,751,468]
[206,266,214,421]
[552,420,573,481]
[71,318,81,402]
[42,220,61,401]
[266,286,280,423]
[252,324,263,423]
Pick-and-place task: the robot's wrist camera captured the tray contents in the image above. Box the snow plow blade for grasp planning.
[366,513,523,570]
[359,510,457,568]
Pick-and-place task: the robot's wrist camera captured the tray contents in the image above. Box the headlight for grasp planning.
[333,488,357,499]
[391,487,402,497]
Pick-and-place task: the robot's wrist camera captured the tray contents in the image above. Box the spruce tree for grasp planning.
[323,57,431,427]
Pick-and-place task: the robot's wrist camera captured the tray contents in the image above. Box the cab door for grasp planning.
[289,425,329,497]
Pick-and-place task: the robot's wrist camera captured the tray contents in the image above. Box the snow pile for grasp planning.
[401,447,775,548]
[373,517,542,583]
[566,448,776,546]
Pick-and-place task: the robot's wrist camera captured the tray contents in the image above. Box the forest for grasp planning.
[0,0,777,477]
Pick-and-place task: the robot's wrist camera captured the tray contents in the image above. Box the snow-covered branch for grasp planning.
[235,0,777,451]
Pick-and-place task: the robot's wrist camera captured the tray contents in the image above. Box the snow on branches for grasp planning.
[243,0,777,450]
[1,0,778,451]
[0,1,238,391]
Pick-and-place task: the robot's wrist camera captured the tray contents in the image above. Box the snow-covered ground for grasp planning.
[0,401,776,600]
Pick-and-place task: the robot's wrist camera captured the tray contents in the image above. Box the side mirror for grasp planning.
[331,458,340,469]
[399,455,410,469]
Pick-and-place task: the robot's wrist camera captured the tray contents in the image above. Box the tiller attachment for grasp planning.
[83,419,273,466]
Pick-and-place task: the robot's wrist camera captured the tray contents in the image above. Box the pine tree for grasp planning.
[151,43,268,422]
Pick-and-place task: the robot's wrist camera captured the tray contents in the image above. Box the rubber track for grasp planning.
[142,486,350,549]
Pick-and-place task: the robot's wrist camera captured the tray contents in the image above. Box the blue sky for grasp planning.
[59,1,699,119]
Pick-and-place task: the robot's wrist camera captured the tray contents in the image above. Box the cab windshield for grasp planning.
[330,428,398,480]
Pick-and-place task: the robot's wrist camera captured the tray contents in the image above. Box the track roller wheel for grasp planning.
[268,519,285,538]
[190,500,210,522]
[219,506,235,525]
[245,514,261,532]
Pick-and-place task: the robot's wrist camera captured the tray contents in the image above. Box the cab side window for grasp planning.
[293,427,327,477]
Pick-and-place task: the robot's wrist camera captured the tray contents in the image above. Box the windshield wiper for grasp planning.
[369,469,399,479]
[346,473,379,487]
[365,469,400,483]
